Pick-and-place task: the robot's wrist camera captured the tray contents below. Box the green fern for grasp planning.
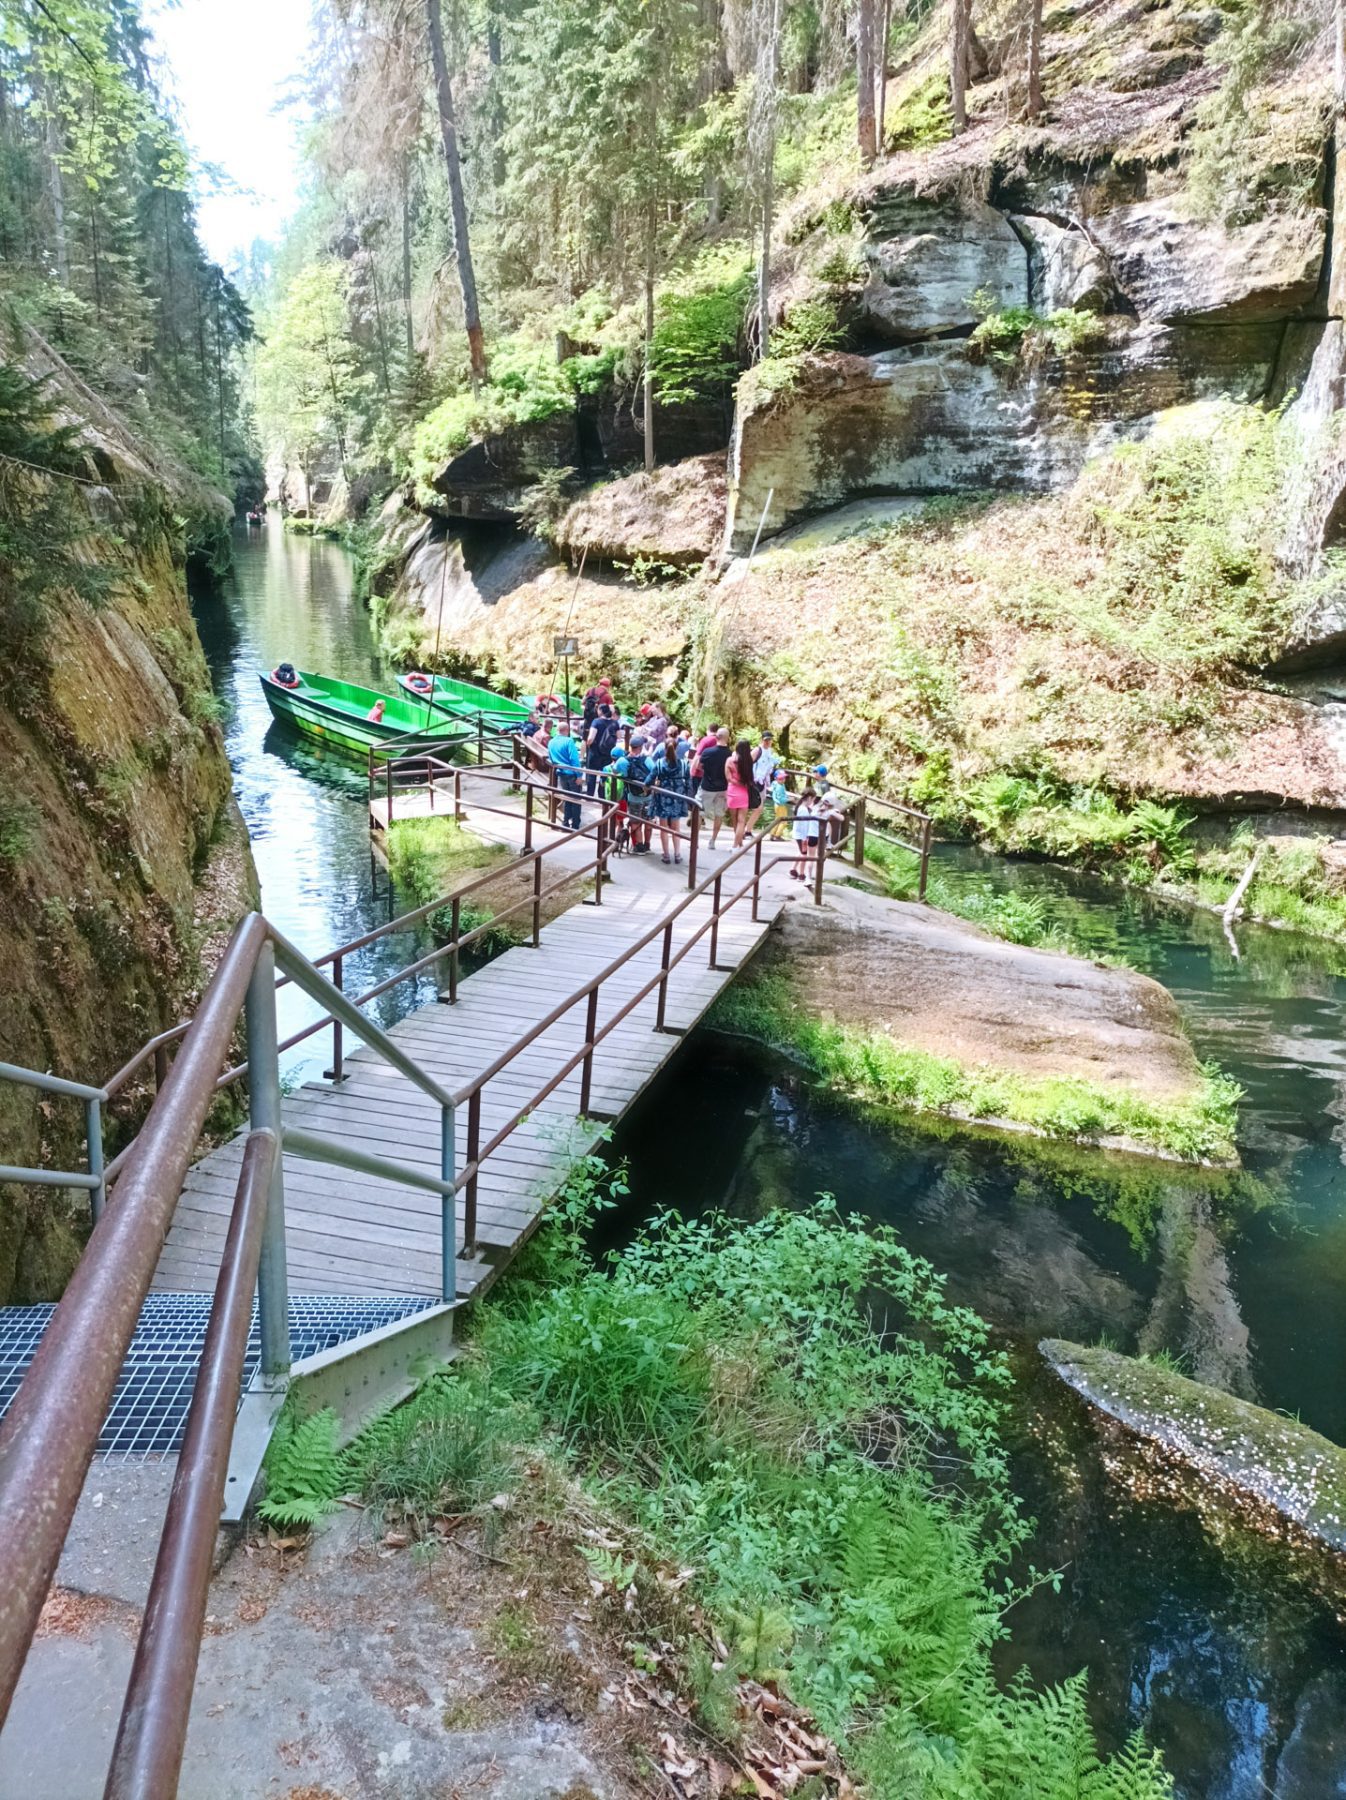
[258,1407,344,1530]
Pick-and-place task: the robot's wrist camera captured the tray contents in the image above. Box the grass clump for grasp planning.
[385,815,520,953]
[711,970,1239,1162]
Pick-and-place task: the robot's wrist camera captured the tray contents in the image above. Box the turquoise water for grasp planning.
[191,523,436,1075]
[610,851,1346,1797]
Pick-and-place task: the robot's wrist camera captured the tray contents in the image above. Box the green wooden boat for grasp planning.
[260,668,470,758]
[396,671,533,734]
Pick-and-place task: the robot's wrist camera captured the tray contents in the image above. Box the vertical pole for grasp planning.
[465,1088,481,1252]
[153,1043,169,1092]
[246,942,290,1381]
[532,855,542,946]
[524,781,534,852]
[454,769,464,823]
[477,716,484,766]
[427,757,434,814]
[385,759,393,830]
[440,1103,456,1302]
[594,813,605,904]
[580,987,599,1116]
[548,767,558,829]
[752,833,763,923]
[813,832,826,906]
[449,896,461,1002]
[709,874,722,967]
[854,798,867,868]
[85,1097,105,1225]
[327,954,345,1081]
[655,920,673,1031]
[688,805,700,890]
[919,817,932,901]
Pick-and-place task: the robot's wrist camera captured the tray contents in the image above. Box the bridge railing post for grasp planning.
[752,833,763,923]
[246,940,290,1381]
[448,897,461,1003]
[440,1102,456,1303]
[919,816,932,901]
[85,1097,105,1225]
[813,831,827,906]
[524,781,534,853]
[593,813,605,905]
[655,921,674,1032]
[454,769,464,823]
[385,759,394,830]
[687,806,699,889]
[709,874,722,969]
[580,988,599,1115]
[532,856,542,946]
[854,798,867,868]
[324,954,345,1081]
[464,1090,481,1253]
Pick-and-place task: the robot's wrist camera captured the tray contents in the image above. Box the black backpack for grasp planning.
[624,753,650,798]
[591,715,619,759]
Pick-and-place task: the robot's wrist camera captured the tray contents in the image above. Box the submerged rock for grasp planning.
[1042,1338,1346,1578]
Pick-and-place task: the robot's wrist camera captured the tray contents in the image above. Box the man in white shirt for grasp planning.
[752,731,775,791]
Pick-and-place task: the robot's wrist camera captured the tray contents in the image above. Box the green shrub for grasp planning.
[0,795,38,869]
[773,295,846,356]
[650,267,751,405]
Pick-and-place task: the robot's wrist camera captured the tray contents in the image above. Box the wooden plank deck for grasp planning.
[153,864,785,1305]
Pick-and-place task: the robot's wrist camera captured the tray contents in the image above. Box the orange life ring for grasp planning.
[535,694,566,716]
[406,671,434,694]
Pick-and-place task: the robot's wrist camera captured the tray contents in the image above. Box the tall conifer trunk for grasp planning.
[426,0,486,385]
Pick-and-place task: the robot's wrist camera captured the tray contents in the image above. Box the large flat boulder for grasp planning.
[428,417,579,521]
[554,453,725,570]
[1010,213,1114,312]
[724,324,1281,550]
[1090,199,1325,323]
[857,190,1028,340]
[775,883,1206,1104]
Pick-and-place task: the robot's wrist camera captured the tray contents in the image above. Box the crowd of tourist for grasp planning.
[518,676,842,881]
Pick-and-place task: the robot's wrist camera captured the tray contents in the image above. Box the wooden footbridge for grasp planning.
[0,731,932,1792]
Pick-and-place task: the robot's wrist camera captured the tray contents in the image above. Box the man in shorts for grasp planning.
[695,726,732,849]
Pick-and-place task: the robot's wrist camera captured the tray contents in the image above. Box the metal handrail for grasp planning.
[105,1127,278,1798]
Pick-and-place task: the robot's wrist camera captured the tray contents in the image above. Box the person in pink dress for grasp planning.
[725,738,757,848]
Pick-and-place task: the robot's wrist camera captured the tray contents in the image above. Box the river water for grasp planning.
[200,526,1346,1797]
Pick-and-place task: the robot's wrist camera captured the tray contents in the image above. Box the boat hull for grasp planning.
[260,675,468,759]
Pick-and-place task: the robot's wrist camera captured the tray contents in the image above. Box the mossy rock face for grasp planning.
[1042,1339,1346,1571]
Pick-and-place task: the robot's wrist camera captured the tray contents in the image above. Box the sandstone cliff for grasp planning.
[0,330,257,1302]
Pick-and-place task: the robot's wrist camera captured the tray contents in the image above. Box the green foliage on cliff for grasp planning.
[712,969,1240,1162]
[0,365,115,665]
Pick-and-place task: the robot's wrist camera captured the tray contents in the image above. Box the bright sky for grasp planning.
[143,0,314,270]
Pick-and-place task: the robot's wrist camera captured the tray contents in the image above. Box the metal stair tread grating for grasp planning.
[0,1293,435,1457]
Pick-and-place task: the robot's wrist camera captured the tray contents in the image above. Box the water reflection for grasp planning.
[192,523,435,1078]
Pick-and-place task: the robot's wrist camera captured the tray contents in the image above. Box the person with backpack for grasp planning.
[612,732,653,853]
[582,677,613,736]
[585,702,620,796]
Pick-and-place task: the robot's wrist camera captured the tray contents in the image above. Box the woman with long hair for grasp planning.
[648,733,693,865]
[725,738,758,848]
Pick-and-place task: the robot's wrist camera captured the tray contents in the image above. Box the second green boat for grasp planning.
[397,671,534,734]
[260,667,471,758]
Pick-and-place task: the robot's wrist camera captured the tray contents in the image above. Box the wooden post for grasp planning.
[449,896,461,1002]
[532,855,542,946]
[854,798,867,868]
[153,1044,169,1093]
[752,833,763,922]
[524,782,534,853]
[579,988,599,1116]
[454,770,464,823]
[688,806,700,890]
[919,817,932,901]
[813,833,826,905]
[709,874,722,968]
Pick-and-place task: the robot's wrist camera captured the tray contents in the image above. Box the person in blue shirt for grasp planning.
[547,720,583,830]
